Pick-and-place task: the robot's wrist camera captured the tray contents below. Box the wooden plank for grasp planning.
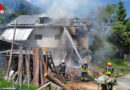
[45,52,48,73]
[18,47,23,85]
[25,50,30,87]
[37,82,52,90]
[6,20,17,80]
[33,48,40,87]
[39,48,44,85]
[44,73,65,89]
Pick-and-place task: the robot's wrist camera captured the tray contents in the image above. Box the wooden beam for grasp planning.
[44,73,66,89]
[37,82,51,90]
[18,47,23,85]
[39,48,44,85]
[26,50,30,87]
[6,20,17,80]
[33,48,40,87]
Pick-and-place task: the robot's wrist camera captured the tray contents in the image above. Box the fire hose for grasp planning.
[88,70,95,80]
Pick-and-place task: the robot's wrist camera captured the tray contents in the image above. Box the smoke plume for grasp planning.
[88,8,114,65]
[30,0,103,18]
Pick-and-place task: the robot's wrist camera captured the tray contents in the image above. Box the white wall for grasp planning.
[28,26,63,48]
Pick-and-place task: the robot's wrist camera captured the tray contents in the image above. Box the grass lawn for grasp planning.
[105,58,130,68]
[105,58,130,76]
[94,58,130,77]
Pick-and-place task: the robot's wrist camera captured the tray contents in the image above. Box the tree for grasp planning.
[116,0,127,23]
[104,4,117,24]
[109,0,130,58]
[0,16,6,27]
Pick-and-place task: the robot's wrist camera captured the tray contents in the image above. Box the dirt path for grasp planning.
[65,81,98,90]
[65,80,129,90]
[64,73,130,90]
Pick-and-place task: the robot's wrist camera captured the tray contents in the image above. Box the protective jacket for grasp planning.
[59,62,66,73]
[105,66,114,75]
[82,64,88,72]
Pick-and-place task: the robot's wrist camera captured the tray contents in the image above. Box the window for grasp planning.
[55,34,61,40]
[35,34,42,40]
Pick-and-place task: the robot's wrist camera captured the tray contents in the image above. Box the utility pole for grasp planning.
[6,20,17,80]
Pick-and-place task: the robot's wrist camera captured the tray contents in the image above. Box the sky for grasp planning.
[29,0,130,18]
[0,0,129,18]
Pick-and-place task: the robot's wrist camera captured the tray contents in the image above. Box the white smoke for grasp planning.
[30,0,103,18]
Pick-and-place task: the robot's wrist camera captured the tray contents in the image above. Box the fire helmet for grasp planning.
[84,61,87,64]
[107,62,112,66]
[62,59,65,63]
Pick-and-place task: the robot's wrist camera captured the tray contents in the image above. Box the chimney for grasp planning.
[39,17,51,24]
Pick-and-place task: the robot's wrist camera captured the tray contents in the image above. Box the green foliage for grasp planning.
[110,21,126,47]
[14,9,26,18]
[108,0,130,58]
[116,0,127,23]
[0,77,36,90]
[96,4,117,24]
[0,78,12,88]
[117,69,130,74]
[104,58,130,76]
[105,58,130,67]
[104,4,117,23]
[15,84,36,90]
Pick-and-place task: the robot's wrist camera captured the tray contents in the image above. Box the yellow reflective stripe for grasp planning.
[106,71,111,74]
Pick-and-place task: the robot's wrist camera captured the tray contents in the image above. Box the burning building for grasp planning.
[0,15,90,65]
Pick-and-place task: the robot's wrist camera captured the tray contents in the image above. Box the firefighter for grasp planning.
[81,60,88,81]
[105,62,114,90]
[105,62,114,77]
[43,50,54,74]
[48,55,54,73]
[59,60,66,79]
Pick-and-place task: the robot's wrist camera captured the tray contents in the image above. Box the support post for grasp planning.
[6,20,17,80]
[33,48,40,87]
[39,48,44,85]
[18,47,23,86]
[26,50,30,87]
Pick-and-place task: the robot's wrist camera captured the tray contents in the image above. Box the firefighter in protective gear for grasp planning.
[105,62,114,77]
[59,60,66,79]
[104,63,114,90]
[81,61,88,81]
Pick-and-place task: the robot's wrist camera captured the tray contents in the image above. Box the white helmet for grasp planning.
[62,59,65,63]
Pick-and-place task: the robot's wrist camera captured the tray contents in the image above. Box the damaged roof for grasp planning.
[1,28,33,41]
[8,15,40,26]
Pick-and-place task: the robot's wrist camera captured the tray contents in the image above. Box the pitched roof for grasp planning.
[1,28,33,41]
[8,15,40,26]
